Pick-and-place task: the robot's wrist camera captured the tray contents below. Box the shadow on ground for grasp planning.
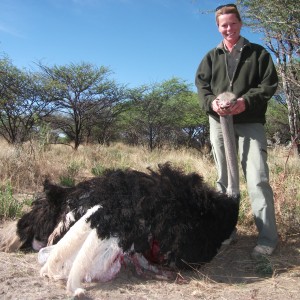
[192,230,300,285]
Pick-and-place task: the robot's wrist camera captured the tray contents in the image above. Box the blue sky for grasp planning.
[0,0,264,89]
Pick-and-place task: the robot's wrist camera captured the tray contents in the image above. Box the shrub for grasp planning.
[0,183,23,219]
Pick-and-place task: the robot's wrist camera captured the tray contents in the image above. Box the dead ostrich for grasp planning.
[0,163,239,296]
[38,163,239,296]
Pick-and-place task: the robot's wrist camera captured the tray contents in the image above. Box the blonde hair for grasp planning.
[215,6,242,25]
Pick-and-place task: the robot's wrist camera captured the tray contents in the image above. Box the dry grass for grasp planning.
[0,139,216,192]
[0,139,299,237]
[269,147,300,237]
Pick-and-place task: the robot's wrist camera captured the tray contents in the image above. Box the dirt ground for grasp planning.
[0,226,300,300]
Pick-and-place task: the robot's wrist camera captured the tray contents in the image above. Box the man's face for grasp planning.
[218,13,242,45]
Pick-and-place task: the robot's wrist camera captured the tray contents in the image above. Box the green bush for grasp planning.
[91,164,106,176]
[59,161,82,187]
[0,183,23,219]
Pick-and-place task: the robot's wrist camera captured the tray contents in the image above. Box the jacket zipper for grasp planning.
[224,44,248,92]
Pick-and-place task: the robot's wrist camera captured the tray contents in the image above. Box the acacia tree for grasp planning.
[38,62,126,150]
[237,0,300,154]
[123,78,190,150]
[83,85,129,145]
[265,98,290,144]
[0,58,57,144]
[120,78,207,150]
[175,92,209,150]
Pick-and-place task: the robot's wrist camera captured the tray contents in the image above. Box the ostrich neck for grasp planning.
[219,115,240,198]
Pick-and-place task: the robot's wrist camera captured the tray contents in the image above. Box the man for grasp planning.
[195,3,278,259]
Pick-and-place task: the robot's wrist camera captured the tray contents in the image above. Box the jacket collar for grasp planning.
[216,36,250,52]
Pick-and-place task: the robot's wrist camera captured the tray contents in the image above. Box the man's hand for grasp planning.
[212,97,246,116]
[229,98,246,115]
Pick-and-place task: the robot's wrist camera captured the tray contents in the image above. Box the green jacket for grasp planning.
[195,37,278,124]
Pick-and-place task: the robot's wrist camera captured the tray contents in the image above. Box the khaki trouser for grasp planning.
[209,116,278,248]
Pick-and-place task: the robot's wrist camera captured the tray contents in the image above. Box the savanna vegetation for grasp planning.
[0,0,299,238]
[0,138,299,241]
[0,0,298,240]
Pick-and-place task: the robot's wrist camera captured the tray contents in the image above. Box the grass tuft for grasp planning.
[254,256,274,276]
[0,182,24,219]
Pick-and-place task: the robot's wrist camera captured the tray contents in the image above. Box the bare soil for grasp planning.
[1,226,300,300]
